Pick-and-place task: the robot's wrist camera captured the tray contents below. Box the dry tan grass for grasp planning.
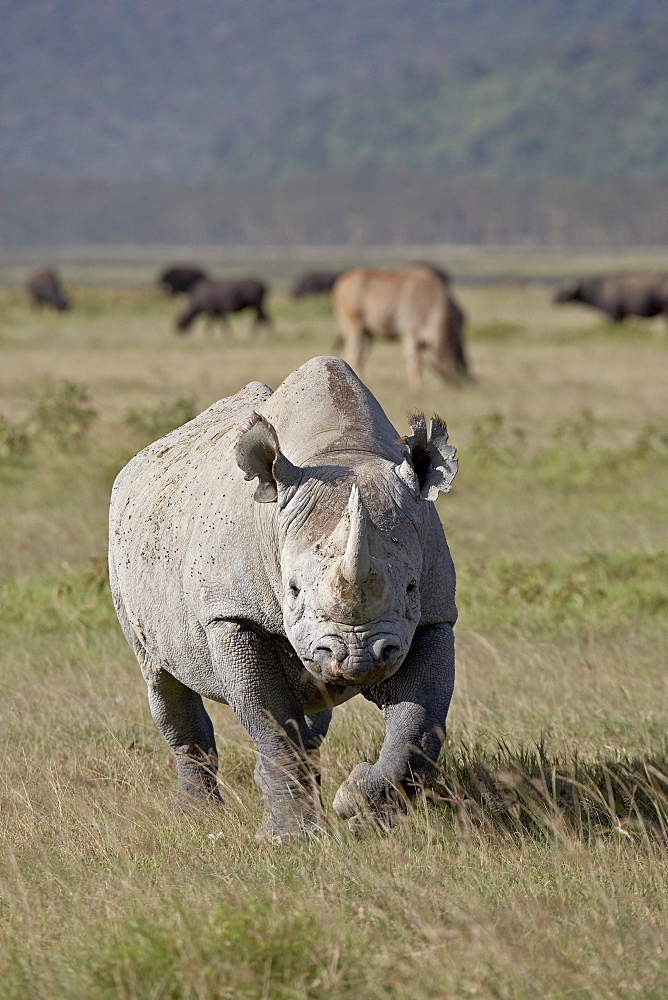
[0,257,667,998]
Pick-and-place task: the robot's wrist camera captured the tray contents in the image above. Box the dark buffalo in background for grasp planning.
[176,277,271,333]
[159,264,209,295]
[292,270,342,298]
[554,272,668,322]
[26,267,69,311]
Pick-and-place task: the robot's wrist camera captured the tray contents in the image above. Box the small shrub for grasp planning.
[431,739,668,843]
[123,397,198,442]
[631,420,668,458]
[461,549,668,632]
[552,407,598,451]
[470,321,524,341]
[91,896,369,1000]
[469,412,527,464]
[26,379,97,451]
[0,414,30,461]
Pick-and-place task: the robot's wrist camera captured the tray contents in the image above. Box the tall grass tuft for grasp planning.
[0,414,30,460]
[26,379,97,451]
[430,741,668,845]
[122,396,198,444]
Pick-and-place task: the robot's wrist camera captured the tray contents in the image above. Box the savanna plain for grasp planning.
[0,249,667,999]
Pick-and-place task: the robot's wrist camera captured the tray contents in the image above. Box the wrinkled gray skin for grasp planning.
[109,357,457,842]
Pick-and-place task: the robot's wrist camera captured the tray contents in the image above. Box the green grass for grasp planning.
[0,265,667,998]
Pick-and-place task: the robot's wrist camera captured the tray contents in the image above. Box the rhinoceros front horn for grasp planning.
[340,484,371,586]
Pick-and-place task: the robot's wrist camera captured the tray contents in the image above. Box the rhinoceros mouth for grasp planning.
[301,640,405,687]
[302,657,397,687]
[302,657,351,686]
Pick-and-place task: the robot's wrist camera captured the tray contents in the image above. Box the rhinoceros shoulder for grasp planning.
[112,380,273,497]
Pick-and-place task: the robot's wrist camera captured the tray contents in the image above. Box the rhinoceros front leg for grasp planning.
[333,623,455,829]
[206,620,328,843]
[147,669,221,802]
[252,708,331,843]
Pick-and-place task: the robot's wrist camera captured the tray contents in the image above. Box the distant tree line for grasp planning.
[3,174,668,249]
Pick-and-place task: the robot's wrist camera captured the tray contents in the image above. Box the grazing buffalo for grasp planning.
[109,356,457,841]
[26,267,69,311]
[159,265,209,295]
[292,271,342,298]
[554,272,668,322]
[176,278,271,334]
[333,266,470,387]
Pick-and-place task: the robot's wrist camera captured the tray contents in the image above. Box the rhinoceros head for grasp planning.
[236,411,457,687]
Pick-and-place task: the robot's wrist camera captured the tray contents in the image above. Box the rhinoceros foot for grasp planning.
[255,816,325,846]
[175,785,224,817]
[254,791,325,844]
[253,752,324,843]
[332,762,407,834]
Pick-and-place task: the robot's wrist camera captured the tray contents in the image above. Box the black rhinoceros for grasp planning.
[109,356,458,841]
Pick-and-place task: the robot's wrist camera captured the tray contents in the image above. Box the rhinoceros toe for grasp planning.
[255,818,325,846]
[175,785,224,817]
[333,762,405,833]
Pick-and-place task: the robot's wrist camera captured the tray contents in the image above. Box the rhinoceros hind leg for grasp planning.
[147,669,222,803]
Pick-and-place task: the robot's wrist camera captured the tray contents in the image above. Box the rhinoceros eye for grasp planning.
[288,581,301,600]
[407,581,417,595]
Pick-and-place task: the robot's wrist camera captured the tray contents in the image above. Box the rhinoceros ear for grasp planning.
[235,413,299,503]
[397,411,458,501]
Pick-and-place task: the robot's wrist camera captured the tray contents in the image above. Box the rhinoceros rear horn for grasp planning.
[397,411,458,501]
[235,413,299,503]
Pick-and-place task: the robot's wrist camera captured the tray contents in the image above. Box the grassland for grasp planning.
[0,255,667,999]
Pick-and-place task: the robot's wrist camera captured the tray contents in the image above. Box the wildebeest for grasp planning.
[292,271,342,298]
[333,266,470,386]
[176,278,271,334]
[554,272,668,322]
[26,267,69,311]
[410,261,450,286]
[109,356,457,841]
[158,265,208,296]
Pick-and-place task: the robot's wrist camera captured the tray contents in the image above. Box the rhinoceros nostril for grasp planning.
[313,644,347,674]
[371,638,401,666]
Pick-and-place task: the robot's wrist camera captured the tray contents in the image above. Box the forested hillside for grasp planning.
[2,0,668,246]
[214,37,668,181]
[2,0,666,182]
[4,174,668,248]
